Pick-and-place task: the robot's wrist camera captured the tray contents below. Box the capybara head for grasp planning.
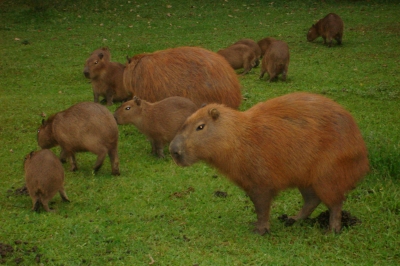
[83,47,110,79]
[114,96,142,125]
[37,116,58,149]
[307,25,318,42]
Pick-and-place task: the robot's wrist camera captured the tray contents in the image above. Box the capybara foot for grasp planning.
[253,226,270,236]
[112,169,120,176]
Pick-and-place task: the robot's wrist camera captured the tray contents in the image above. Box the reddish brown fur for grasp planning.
[24,149,69,212]
[257,37,277,57]
[307,13,344,47]
[37,102,120,175]
[84,47,132,105]
[259,39,290,82]
[170,92,369,235]
[114,96,198,158]
[234,39,261,66]
[217,44,258,75]
[124,47,242,108]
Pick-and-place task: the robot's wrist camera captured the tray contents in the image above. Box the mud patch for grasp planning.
[170,187,195,198]
[278,210,361,229]
[6,185,29,196]
[0,241,43,264]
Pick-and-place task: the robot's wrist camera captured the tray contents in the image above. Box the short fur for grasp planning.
[259,39,290,82]
[114,96,198,158]
[24,149,70,212]
[307,13,344,47]
[217,44,258,75]
[37,102,120,175]
[124,47,242,108]
[84,47,132,105]
[257,37,277,57]
[234,38,261,66]
[170,92,369,235]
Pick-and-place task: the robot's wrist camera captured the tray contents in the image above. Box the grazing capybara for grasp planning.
[234,39,261,66]
[257,37,277,57]
[307,13,344,47]
[170,92,369,235]
[114,96,198,158]
[24,149,69,212]
[217,44,258,75]
[37,102,120,175]
[84,47,132,105]
[259,39,290,82]
[124,47,242,108]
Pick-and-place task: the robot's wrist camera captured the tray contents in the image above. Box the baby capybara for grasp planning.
[37,102,120,175]
[84,47,132,105]
[234,38,261,66]
[170,92,369,235]
[124,47,242,108]
[259,39,290,82]
[307,13,344,47]
[24,149,69,212]
[217,44,258,75]
[114,96,198,158]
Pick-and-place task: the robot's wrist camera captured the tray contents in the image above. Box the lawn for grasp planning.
[0,0,399,265]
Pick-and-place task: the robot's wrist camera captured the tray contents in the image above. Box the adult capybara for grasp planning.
[124,47,242,108]
[307,13,344,47]
[37,102,120,175]
[24,149,69,212]
[114,96,198,158]
[234,38,261,66]
[257,37,277,57]
[217,44,258,75]
[84,47,132,105]
[170,92,369,235]
[259,39,290,82]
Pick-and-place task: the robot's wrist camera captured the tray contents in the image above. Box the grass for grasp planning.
[1,0,399,264]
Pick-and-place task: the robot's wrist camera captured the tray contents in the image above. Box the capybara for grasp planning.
[234,38,261,66]
[37,102,120,175]
[259,39,290,82]
[114,96,198,158]
[170,92,369,235]
[217,44,258,75]
[24,149,70,212]
[124,47,242,108]
[84,47,132,105]
[257,37,277,57]
[307,13,344,47]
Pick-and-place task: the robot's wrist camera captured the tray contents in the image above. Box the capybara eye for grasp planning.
[196,124,205,131]
[125,107,131,110]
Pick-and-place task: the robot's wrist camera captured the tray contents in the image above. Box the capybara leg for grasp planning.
[69,153,78,172]
[335,35,342,45]
[59,149,68,163]
[290,187,321,221]
[155,141,165,158]
[281,71,287,82]
[240,62,252,76]
[106,91,114,106]
[253,58,260,68]
[150,141,157,155]
[93,92,100,103]
[247,187,276,235]
[41,199,53,212]
[59,189,70,202]
[108,148,120,176]
[328,203,343,233]
[32,199,41,212]
[259,70,266,79]
[268,74,277,82]
[93,151,107,172]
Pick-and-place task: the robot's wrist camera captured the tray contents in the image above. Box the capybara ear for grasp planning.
[209,108,220,120]
[98,53,104,59]
[126,55,131,64]
[133,96,141,106]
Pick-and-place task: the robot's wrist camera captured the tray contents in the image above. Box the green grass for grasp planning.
[1,0,399,264]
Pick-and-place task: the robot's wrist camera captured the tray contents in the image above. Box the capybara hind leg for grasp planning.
[290,187,321,221]
[335,35,342,45]
[69,153,78,172]
[59,149,68,163]
[93,152,107,172]
[108,148,120,176]
[247,187,276,235]
[41,199,53,212]
[32,199,41,212]
[328,203,343,233]
[59,189,70,202]
[281,72,287,82]
[259,70,266,79]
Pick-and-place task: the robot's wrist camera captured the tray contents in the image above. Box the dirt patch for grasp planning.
[0,241,43,265]
[6,185,29,196]
[214,191,228,198]
[170,187,195,198]
[278,210,361,229]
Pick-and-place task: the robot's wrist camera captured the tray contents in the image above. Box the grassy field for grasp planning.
[1,0,399,265]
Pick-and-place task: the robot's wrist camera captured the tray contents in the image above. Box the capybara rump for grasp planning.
[259,39,290,82]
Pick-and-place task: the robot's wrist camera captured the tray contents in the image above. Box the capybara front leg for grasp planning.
[93,151,107,172]
[247,187,276,235]
[106,90,114,106]
[155,141,165,158]
[259,70,266,79]
[328,203,343,233]
[69,153,78,172]
[290,187,321,221]
[59,149,68,163]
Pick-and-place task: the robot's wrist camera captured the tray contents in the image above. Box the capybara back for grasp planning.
[24,149,69,212]
[124,47,242,108]
[170,92,369,235]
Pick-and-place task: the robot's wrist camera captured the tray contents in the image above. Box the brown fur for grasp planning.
[257,37,277,57]
[170,92,369,235]
[37,102,120,175]
[307,13,344,47]
[124,47,242,108]
[259,39,290,82]
[24,149,69,212]
[234,39,261,66]
[114,96,198,158]
[84,47,132,105]
[217,44,258,75]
